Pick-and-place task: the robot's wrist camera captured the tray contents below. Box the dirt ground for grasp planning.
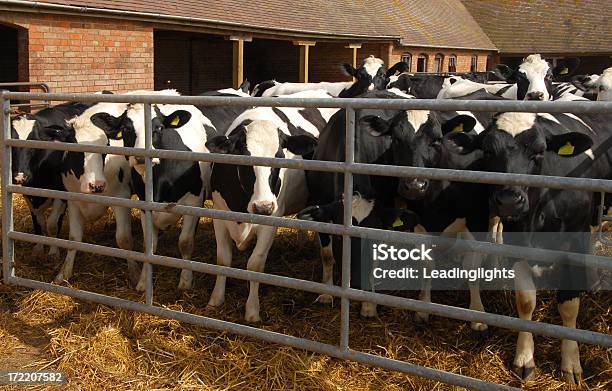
[0,195,611,390]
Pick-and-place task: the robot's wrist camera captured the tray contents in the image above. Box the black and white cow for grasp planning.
[53,99,136,283]
[571,67,612,101]
[93,87,251,291]
[448,110,612,384]
[438,55,580,101]
[205,89,337,322]
[298,90,481,318]
[11,102,91,257]
[251,56,408,98]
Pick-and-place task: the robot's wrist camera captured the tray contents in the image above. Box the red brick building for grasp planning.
[0,0,496,94]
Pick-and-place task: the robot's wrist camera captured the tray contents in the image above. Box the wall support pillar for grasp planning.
[293,41,316,83]
[345,43,362,80]
[230,35,252,89]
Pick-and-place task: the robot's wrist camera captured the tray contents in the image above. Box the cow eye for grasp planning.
[530,152,544,162]
[430,138,441,147]
[600,86,606,92]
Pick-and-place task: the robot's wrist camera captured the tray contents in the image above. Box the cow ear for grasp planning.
[441,115,476,135]
[341,63,357,77]
[570,74,595,92]
[546,132,592,157]
[297,202,340,222]
[163,110,191,128]
[493,64,515,82]
[239,79,250,93]
[91,112,122,132]
[380,208,420,231]
[282,134,318,156]
[361,115,392,137]
[444,132,480,154]
[386,61,409,77]
[553,58,580,79]
[206,135,233,154]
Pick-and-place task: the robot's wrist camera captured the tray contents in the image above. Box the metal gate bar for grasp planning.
[2,91,612,390]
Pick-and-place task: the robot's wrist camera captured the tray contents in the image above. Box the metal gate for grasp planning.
[1,91,612,391]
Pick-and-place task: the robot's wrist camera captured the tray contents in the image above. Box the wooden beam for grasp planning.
[345,44,362,80]
[294,41,316,83]
[232,38,244,89]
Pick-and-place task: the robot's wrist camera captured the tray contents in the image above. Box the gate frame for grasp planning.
[2,91,612,391]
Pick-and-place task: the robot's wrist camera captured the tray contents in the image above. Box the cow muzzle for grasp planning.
[250,201,276,216]
[398,178,429,199]
[88,180,106,194]
[525,91,544,101]
[492,188,528,220]
[14,172,27,185]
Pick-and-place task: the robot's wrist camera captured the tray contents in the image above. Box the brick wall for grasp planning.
[0,11,153,93]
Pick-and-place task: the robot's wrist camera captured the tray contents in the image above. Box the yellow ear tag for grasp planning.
[392,217,404,228]
[116,131,122,139]
[558,142,574,156]
[559,67,569,75]
[453,123,464,132]
[170,116,180,126]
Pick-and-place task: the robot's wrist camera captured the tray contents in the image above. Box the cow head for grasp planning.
[448,112,593,221]
[14,122,72,186]
[340,56,408,97]
[572,68,612,101]
[362,106,476,199]
[206,120,317,216]
[495,55,580,100]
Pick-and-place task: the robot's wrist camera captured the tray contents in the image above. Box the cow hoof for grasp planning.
[53,272,69,284]
[245,311,261,323]
[177,270,193,291]
[470,322,489,333]
[414,311,429,323]
[562,370,583,385]
[470,327,490,340]
[512,363,536,381]
[315,294,333,305]
[359,302,377,318]
[135,279,146,292]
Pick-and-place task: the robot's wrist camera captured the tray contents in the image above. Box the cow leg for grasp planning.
[135,213,158,291]
[113,206,136,286]
[316,233,335,304]
[207,219,232,307]
[46,199,67,258]
[461,230,488,332]
[558,295,582,385]
[512,260,537,380]
[31,208,46,257]
[245,225,276,322]
[54,202,83,283]
[177,214,199,291]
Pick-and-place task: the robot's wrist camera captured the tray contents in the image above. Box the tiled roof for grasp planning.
[461,0,612,54]
[12,0,496,49]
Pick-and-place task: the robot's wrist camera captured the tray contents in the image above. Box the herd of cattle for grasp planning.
[7,54,612,384]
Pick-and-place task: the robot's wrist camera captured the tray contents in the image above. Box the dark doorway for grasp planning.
[0,24,19,84]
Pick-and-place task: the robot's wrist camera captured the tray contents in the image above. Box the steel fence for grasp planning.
[2,91,612,391]
[0,82,51,112]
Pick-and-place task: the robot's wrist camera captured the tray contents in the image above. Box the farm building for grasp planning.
[0,0,496,93]
[461,0,612,74]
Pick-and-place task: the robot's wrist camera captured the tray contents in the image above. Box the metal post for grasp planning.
[1,91,14,283]
[340,106,355,351]
[143,103,154,305]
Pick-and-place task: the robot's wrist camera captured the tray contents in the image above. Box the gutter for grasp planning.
[0,0,400,41]
[398,39,498,52]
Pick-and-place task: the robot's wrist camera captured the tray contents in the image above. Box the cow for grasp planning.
[11,102,91,257]
[204,89,338,322]
[437,55,580,101]
[93,87,251,291]
[251,56,408,98]
[447,109,612,384]
[297,89,482,319]
[571,67,612,101]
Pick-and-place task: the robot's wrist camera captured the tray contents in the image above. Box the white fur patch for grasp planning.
[363,55,385,79]
[406,110,431,132]
[352,194,374,224]
[596,67,612,101]
[583,149,595,160]
[11,117,36,139]
[495,112,537,136]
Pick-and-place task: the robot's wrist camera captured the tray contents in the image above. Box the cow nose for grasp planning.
[88,180,106,193]
[135,156,146,165]
[251,201,275,215]
[494,189,526,217]
[526,91,544,101]
[405,178,428,192]
[14,172,25,185]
